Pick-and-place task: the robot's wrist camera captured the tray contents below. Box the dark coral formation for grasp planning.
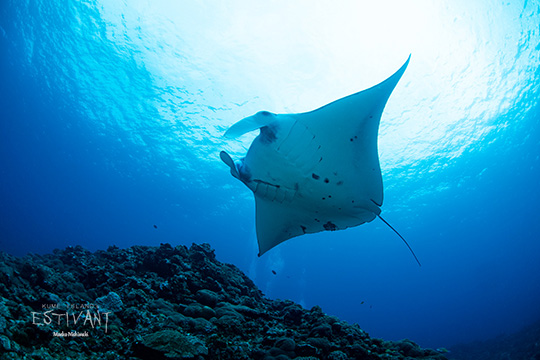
[449,319,540,360]
[0,243,447,359]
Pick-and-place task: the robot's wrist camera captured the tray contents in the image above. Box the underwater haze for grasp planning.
[1,0,540,350]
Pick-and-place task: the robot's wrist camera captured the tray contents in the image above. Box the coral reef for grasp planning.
[449,319,540,360]
[0,243,447,359]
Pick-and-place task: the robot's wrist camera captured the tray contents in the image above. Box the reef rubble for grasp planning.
[0,243,447,359]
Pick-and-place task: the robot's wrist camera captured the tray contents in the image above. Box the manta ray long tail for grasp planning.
[377,215,422,267]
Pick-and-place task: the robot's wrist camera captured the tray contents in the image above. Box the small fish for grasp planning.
[271,270,277,275]
[153,225,158,229]
[360,301,364,304]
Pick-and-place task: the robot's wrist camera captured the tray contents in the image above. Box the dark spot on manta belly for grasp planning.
[324,178,329,183]
[260,125,277,144]
[300,225,307,234]
[312,173,320,180]
[323,221,338,231]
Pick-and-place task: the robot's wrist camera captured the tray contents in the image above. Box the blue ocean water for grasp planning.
[1,0,540,350]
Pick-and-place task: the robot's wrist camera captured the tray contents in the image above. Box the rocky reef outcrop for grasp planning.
[0,243,447,359]
[449,319,540,360]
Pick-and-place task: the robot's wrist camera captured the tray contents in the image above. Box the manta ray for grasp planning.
[221,55,420,265]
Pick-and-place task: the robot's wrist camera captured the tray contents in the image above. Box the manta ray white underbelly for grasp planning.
[221,56,416,261]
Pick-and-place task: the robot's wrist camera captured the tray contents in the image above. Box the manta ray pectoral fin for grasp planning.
[255,198,306,256]
[376,54,411,97]
[219,151,240,180]
[224,111,277,138]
